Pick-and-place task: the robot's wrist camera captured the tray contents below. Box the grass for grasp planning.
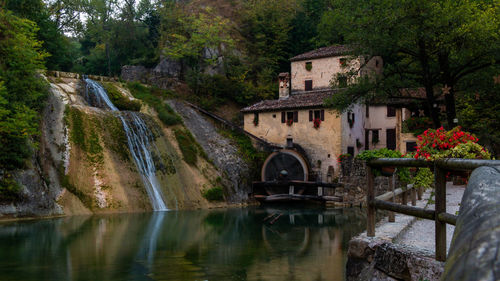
[66,107,104,166]
[125,82,182,126]
[202,186,224,201]
[174,128,199,166]
[102,82,142,111]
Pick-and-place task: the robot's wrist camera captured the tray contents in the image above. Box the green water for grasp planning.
[0,207,366,281]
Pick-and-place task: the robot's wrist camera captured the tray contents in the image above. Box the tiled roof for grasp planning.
[290,45,351,62]
[241,90,337,113]
[371,88,444,105]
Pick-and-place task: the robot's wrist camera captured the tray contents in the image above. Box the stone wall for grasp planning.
[347,238,444,281]
[121,57,183,90]
[338,159,400,204]
[46,70,118,82]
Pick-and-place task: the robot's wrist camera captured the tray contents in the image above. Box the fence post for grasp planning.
[410,185,417,206]
[388,175,395,222]
[435,166,447,261]
[402,188,408,205]
[367,165,375,237]
[417,186,423,200]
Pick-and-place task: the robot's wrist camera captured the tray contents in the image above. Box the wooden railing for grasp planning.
[366,158,500,261]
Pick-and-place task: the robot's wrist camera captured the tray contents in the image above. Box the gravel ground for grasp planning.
[396,182,465,253]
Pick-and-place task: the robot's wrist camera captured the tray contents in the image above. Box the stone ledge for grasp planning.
[347,239,443,281]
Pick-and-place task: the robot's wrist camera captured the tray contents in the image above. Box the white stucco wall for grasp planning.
[365,105,397,150]
[341,103,366,156]
[290,56,383,93]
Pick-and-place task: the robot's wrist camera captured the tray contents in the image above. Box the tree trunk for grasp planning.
[418,39,441,128]
[438,52,457,129]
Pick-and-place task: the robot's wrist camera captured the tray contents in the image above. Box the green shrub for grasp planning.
[411,168,434,189]
[356,148,410,183]
[202,186,224,201]
[356,148,403,160]
[0,174,21,202]
[102,82,141,111]
[158,110,182,126]
[174,128,199,165]
[126,82,182,126]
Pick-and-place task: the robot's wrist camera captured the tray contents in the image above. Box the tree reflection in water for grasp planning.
[0,207,366,281]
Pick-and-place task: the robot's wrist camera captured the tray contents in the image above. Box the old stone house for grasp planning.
[241,45,417,180]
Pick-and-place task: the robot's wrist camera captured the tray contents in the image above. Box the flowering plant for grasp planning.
[414,126,490,160]
[286,119,293,126]
[313,118,321,129]
[337,153,352,163]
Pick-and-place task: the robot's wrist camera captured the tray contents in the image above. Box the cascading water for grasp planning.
[83,78,168,211]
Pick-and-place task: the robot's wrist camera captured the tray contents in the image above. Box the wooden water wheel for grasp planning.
[261,150,309,195]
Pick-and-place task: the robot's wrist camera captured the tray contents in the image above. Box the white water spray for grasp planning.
[84,78,168,210]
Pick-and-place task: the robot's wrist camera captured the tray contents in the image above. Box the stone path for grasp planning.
[395,182,465,254]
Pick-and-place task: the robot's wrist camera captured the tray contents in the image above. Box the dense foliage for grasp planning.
[323,0,500,130]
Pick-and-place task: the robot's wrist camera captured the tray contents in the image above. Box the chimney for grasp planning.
[279,72,290,99]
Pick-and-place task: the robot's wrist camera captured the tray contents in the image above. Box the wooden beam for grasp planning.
[371,199,435,220]
[437,212,457,226]
[376,187,404,201]
[258,194,342,202]
[435,167,447,261]
[253,181,341,189]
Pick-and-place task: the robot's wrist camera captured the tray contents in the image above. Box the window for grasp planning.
[272,114,276,118]
[305,61,312,71]
[387,106,396,117]
[375,59,380,67]
[337,75,348,88]
[282,111,298,123]
[386,129,396,150]
[347,146,354,156]
[253,113,259,126]
[309,110,325,121]
[372,130,379,144]
[364,130,370,150]
[305,80,313,91]
[339,58,347,67]
[366,106,369,117]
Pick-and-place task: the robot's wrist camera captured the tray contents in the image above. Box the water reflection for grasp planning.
[0,207,366,281]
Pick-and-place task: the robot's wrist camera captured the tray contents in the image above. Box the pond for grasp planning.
[0,207,366,281]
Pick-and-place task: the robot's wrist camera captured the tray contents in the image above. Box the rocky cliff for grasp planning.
[0,73,251,219]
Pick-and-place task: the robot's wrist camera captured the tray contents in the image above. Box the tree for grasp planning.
[0,9,48,172]
[323,0,500,128]
[161,6,234,67]
[5,0,78,71]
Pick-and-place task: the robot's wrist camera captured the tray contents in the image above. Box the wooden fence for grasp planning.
[366,158,500,261]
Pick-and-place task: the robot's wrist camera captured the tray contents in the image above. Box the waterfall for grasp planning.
[83,78,168,211]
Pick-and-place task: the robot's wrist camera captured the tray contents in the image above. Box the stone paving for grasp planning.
[395,182,465,254]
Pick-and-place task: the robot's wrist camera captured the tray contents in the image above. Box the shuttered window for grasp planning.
[310,110,325,121]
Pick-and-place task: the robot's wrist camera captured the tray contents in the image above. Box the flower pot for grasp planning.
[380,166,396,177]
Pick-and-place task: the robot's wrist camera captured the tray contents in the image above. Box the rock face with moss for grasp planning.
[0,75,237,218]
[167,100,252,203]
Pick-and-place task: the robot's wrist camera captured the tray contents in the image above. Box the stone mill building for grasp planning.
[241,45,418,181]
